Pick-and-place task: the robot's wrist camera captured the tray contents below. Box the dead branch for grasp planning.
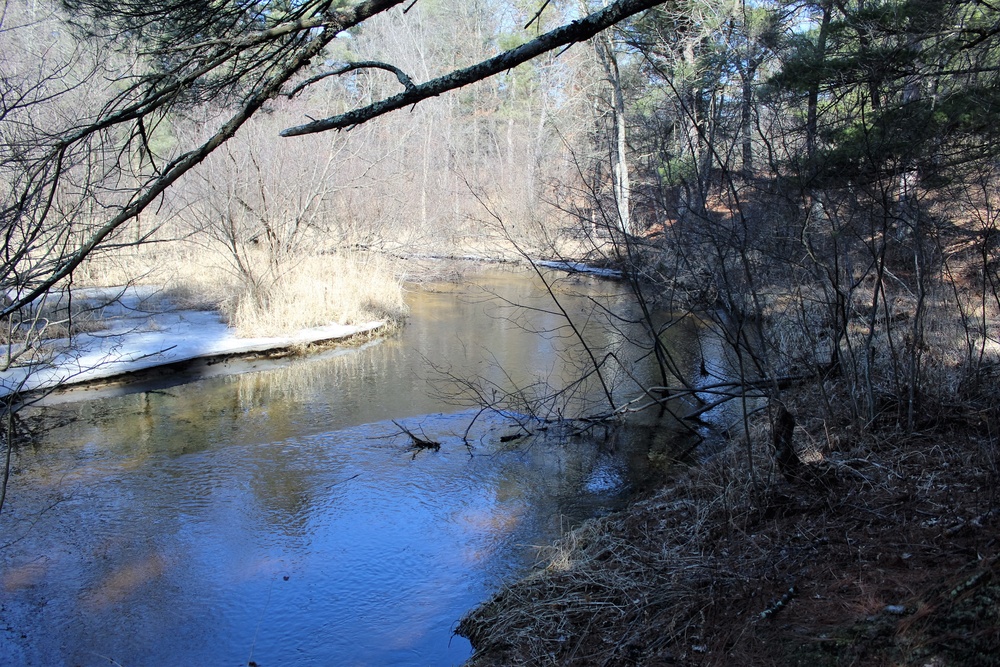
[391,419,440,451]
[280,0,666,135]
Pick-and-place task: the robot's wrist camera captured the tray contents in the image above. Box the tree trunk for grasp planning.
[595,29,632,236]
[772,402,801,481]
[806,2,833,158]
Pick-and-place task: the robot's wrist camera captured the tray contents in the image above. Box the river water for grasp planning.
[0,268,709,666]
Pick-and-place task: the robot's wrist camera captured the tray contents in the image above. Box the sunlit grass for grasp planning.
[226,252,407,337]
[73,241,408,337]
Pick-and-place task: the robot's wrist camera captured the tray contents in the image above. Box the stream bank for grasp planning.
[0,285,388,402]
[458,390,1000,666]
[0,268,700,666]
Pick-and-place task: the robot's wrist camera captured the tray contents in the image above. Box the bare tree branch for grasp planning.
[1,0,406,319]
[524,0,553,30]
[280,0,667,136]
[285,60,416,98]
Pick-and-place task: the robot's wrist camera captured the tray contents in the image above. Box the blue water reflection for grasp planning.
[0,269,702,666]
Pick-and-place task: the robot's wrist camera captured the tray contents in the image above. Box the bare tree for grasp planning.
[1,0,668,349]
[0,0,675,518]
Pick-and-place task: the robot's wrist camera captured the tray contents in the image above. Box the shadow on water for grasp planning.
[0,267,724,666]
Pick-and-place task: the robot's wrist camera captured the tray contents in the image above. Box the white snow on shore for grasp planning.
[535,260,623,278]
[1,286,383,398]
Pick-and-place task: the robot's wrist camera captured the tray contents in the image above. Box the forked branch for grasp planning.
[281,0,667,135]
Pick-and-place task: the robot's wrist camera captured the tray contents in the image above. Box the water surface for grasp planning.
[0,268,707,666]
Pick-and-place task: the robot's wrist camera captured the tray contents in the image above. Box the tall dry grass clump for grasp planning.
[225,251,407,336]
[73,241,408,337]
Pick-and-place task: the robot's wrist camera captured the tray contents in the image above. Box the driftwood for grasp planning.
[391,420,440,451]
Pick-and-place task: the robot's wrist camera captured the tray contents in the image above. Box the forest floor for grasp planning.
[459,390,1000,666]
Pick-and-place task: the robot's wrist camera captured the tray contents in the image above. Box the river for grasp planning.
[0,267,711,666]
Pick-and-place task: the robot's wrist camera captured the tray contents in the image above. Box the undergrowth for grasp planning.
[458,386,1000,666]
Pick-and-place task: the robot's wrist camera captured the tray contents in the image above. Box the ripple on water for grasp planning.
[2,269,703,666]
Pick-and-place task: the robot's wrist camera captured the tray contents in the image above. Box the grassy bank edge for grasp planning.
[458,390,1000,666]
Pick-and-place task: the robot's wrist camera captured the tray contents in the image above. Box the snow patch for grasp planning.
[1,287,383,398]
[534,260,623,279]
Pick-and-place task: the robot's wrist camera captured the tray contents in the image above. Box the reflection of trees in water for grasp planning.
[232,343,400,409]
[433,270,726,426]
[20,269,721,542]
[485,428,650,543]
[244,439,322,538]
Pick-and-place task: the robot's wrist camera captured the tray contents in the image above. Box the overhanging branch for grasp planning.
[285,60,416,98]
[1,0,406,320]
[280,0,668,136]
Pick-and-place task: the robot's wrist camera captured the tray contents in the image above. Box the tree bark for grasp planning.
[595,28,633,235]
[281,0,667,136]
[772,402,801,481]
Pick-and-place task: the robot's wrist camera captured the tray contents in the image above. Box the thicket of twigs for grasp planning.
[459,379,1000,666]
[458,163,1000,664]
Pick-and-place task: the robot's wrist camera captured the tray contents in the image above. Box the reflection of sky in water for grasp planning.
[1,411,657,666]
[0,270,710,666]
[584,454,627,494]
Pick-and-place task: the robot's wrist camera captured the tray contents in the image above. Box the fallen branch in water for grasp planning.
[391,420,440,451]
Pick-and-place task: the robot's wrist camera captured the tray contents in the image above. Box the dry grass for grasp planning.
[225,252,407,336]
[70,242,408,337]
[71,240,231,308]
[459,391,1000,666]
